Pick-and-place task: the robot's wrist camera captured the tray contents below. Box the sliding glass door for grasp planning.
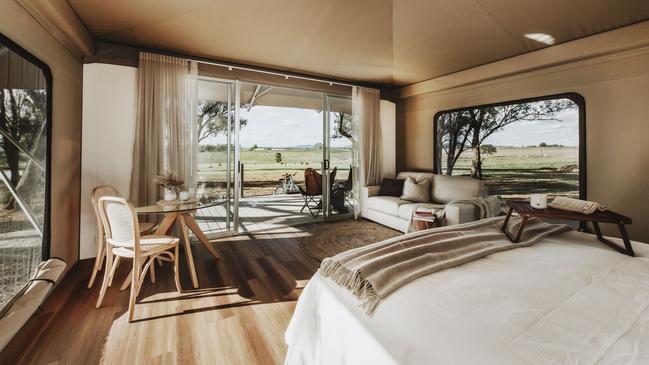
[323,94,354,220]
[236,82,326,232]
[195,78,354,235]
[194,78,236,237]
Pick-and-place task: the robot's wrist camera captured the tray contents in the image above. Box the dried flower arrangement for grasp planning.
[153,172,185,192]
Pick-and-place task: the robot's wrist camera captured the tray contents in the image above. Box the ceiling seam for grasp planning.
[473,0,525,50]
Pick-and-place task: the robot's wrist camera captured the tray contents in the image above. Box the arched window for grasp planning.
[433,93,585,200]
[0,34,51,310]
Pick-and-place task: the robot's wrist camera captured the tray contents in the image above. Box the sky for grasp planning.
[203,103,579,148]
[203,105,352,148]
[483,108,579,147]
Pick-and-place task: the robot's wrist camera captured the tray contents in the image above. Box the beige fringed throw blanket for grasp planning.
[320,216,570,316]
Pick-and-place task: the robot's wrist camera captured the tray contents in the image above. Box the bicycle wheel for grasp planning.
[274,186,285,195]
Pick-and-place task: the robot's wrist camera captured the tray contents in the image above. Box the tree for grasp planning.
[465,100,575,179]
[480,144,497,155]
[249,144,258,151]
[314,142,323,149]
[0,89,46,186]
[196,101,248,144]
[274,152,282,163]
[539,142,548,147]
[331,112,352,142]
[437,111,472,175]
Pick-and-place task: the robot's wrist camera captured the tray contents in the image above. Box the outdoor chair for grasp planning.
[299,167,338,217]
[332,166,353,212]
[95,196,182,322]
[299,168,323,217]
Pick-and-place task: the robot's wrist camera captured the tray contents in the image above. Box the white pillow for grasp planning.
[400,176,430,203]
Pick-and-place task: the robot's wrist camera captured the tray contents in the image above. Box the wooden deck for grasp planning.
[0,224,322,364]
[195,193,352,235]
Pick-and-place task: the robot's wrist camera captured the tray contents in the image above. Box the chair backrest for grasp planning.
[91,185,121,238]
[97,196,140,251]
[304,168,322,196]
[329,167,338,189]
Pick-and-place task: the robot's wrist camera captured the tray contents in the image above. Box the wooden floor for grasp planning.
[0,224,322,364]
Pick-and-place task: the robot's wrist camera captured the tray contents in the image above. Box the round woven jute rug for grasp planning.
[299,219,401,261]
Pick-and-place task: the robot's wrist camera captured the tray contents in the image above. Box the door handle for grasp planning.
[324,159,330,170]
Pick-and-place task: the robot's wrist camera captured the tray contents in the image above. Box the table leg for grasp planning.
[182,213,221,260]
[154,213,178,235]
[618,223,635,257]
[178,215,200,288]
[501,207,515,242]
[513,216,528,243]
[592,221,635,257]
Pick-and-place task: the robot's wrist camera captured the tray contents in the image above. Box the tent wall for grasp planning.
[0,0,83,269]
[394,26,649,242]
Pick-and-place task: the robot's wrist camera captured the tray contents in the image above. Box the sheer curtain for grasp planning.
[352,86,382,218]
[130,52,198,205]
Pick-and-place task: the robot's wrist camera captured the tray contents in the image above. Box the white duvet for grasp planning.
[285,230,649,365]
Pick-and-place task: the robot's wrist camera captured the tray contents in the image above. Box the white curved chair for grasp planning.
[88,185,156,288]
[95,196,181,322]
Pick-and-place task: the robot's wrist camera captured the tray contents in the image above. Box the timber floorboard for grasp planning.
[0,224,322,365]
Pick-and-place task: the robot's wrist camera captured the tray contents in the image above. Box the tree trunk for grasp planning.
[470,145,482,179]
[435,120,443,173]
[470,130,482,179]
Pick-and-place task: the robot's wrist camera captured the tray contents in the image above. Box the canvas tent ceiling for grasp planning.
[198,80,351,113]
[67,0,649,86]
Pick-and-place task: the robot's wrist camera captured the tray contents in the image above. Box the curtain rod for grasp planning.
[181,56,358,89]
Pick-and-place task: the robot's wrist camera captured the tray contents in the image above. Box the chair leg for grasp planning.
[95,248,113,308]
[128,258,140,323]
[108,256,121,287]
[137,258,153,297]
[149,260,156,283]
[120,268,132,291]
[173,246,182,293]
[87,239,105,288]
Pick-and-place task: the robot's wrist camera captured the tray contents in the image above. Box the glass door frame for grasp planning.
[322,93,354,222]
[197,76,237,239]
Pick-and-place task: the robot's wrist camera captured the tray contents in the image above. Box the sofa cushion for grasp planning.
[378,178,405,197]
[366,196,410,216]
[400,177,431,203]
[431,175,485,204]
[396,171,434,182]
[397,203,445,220]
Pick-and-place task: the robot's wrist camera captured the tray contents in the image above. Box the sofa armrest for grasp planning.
[363,185,381,198]
[361,185,381,218]
[444,202,481,225]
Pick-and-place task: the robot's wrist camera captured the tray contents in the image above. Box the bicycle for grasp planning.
[275,172,300,195]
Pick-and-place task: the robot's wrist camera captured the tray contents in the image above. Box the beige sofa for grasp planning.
[361,171,486,232]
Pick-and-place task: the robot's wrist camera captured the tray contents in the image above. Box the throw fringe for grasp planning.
[320,258,380,316]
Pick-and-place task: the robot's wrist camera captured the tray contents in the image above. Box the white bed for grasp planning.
[285,230,649,364]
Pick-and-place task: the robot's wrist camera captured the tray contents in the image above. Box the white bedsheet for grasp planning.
[285,230,649,364]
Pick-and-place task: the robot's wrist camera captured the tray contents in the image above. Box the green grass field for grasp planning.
[197,146,579,198]
[443,146,579,199]
[198,147,352,196]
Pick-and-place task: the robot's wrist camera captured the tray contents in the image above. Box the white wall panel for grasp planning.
[380,100,396,178]
[80,64,137,259]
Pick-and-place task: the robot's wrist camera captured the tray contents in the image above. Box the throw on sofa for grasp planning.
[361,171,486,232]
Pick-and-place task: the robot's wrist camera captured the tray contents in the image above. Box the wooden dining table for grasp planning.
[135,199,225,288]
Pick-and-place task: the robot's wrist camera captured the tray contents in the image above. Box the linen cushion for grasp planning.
[366,196,410,215]
[431,175,485,204]
[396,171,434,182]
[400,176,431,203]
[378,178,405,197]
